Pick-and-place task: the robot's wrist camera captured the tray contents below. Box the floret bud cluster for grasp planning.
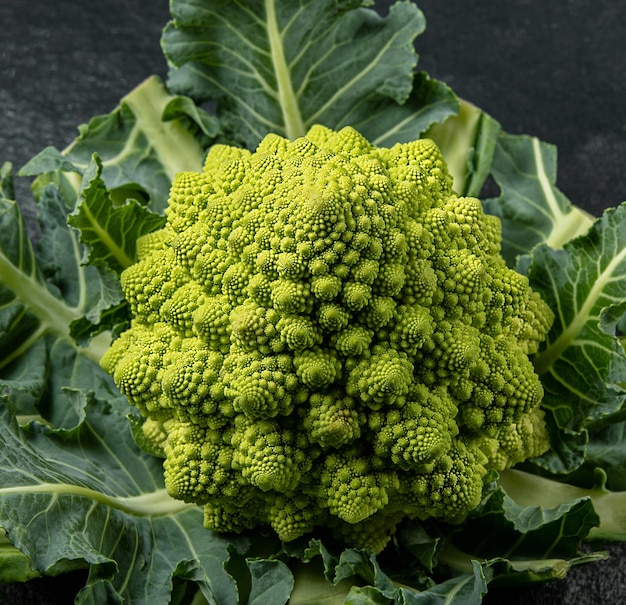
[101,125,553,552]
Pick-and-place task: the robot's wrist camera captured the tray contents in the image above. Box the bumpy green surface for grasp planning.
[101,125,553,552]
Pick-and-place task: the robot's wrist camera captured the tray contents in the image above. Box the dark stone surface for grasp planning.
[0,1,624,603]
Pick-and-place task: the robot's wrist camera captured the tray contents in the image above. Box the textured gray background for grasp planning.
[0,0,624,603]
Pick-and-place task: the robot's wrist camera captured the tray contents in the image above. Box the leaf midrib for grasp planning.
[0,252,77,360]
[78,200,134,269]
[534,244,626,375]
[0,483,195,518]
[265,0,305,139]
[532,138,593,248]
[0,204,108,367]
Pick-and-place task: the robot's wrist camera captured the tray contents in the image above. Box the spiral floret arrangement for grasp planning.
[101,125,554,552]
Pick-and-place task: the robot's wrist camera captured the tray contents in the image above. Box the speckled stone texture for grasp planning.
[0,1,624,603]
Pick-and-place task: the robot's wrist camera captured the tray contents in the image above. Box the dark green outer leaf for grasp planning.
[290,536,490,604]
[19,147,80,179]
[354,72,459,148]
[451,488,599,561]
[287,557,357,604]
[399,561,487,605]
[0,400,243,605]
[344,586,392,604]
[0,183,122,422]
[395,522,439,574]
[568,421,626,491]
[37,183,128,345]
[68,155,166,274]
[162,95,222,140]
[528,203,626,471]
[163,0,426,147]
[495,468,626,542]
[246,558,294,605]
[76,580,124,605]
[334,550,398,598]
[482,552,608,589]
[0,198,42,374]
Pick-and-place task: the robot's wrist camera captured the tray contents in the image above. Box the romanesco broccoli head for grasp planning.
[101,125,554,552]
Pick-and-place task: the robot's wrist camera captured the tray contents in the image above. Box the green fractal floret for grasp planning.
[101,124,554,553]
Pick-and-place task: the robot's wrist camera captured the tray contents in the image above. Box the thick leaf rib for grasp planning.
[0,483,191,518]
[264,0,305,139]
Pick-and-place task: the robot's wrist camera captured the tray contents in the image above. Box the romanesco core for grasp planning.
[101,125,554,552]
